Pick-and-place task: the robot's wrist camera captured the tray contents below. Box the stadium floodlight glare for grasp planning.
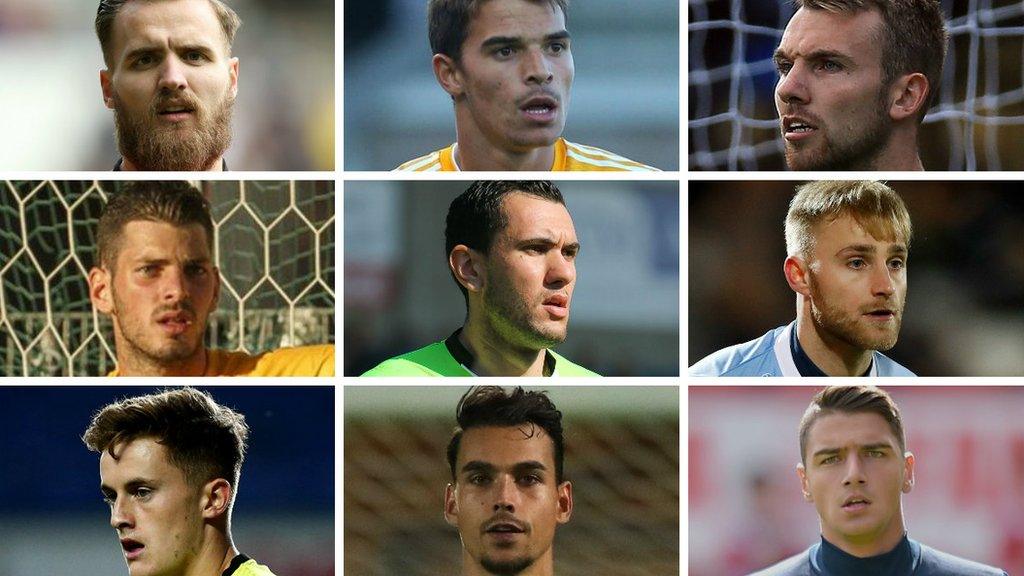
[0,181,335,376]
[689,0,1024,170]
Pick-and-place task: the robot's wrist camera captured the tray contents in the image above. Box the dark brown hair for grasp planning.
[792,0,948,122]
[96,181,215,271]
[428,0,569,62]
[799,385,906,465]
[96,0,242,67]
[83,387,249,490]
[447,386,565,483]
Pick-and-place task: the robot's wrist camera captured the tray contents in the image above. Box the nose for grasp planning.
[161,266,190,303]
[776,62,810,107]
[110,498,134,530]
[157,55,189,93]
[871,265,896,298]
[492,475,519,513]
[842,454,867,486]
[522,47,553,85]
[545,250,576,288]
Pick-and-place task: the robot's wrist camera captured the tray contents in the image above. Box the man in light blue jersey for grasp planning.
[690,181,915,377]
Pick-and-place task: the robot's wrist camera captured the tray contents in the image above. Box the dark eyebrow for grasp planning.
[774,48,851,63]
[461,460,549,475]
[481,30,571,50]
[812,442,895,460]
[511,461,548,474]
[461,461,496,475]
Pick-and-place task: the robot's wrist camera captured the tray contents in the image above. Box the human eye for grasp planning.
[184,50,207,63]
[820,455,839,465]
[133,486,153,500]
[847,258,866,270]
[468,473,491,486]
[819,59,843,72]
[136,264,159,277]
[131,53,156,69]
[866,449,886,458]
[888,258,905,271]
[547,41,568,54]
[518,474,542,486]
[774,59,792,76]
[494,45,516,59]
[185,263,208,277]
[102,493,115,506]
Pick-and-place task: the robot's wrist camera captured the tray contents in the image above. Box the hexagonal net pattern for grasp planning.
[0,181,335,376]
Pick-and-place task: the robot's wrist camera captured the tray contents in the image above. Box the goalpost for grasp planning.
[688,0,1024,170]
[0,181,335,377]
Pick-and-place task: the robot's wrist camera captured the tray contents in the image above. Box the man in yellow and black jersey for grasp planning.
[87,182,334,376]
[83,388,278,576]
[394,0,659,172]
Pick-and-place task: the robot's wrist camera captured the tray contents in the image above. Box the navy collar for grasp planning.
[221,554,251,576]
[790,326,872,377]
[812,535,918,576]
[445,328,556,377]
[113,157,228,171]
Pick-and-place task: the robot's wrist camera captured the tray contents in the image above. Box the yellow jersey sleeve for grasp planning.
[556,139,661,171]
[206,345,335,376]
[393,145,457,171]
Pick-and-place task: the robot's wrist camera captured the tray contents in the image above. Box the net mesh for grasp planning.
[0,181,335,376]
[344,415,680,576]
[688,0,1024,170]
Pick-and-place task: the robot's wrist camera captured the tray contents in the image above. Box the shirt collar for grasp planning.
[444,328,556,377]
[814,534,916,576]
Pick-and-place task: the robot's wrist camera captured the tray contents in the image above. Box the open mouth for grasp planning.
[842,496,871,511]
[156,102,196,120]
[121,538,144,560]
[542,294,569,319]
[156,311,194,335]
[782,116,817,139]
[519,95,559,121]
[865,309,895,320]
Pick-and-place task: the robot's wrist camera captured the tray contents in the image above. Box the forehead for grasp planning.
[457,425,556,469]
[780,6,883,63]
[812,212,905,253]
[805,411,899,453]
[498,193,575,240]
[111,0,225,54]
[99,436,180,482]
[467,0,566,41]
[115,220,212,260]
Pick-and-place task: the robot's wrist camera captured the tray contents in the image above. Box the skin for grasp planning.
[100,437,238,576]
[774,7,928,171]
[445,426,573,576]
[450,193,579,376]
[784,213,907,376]
[433,0,574,170]
[797,412,914,557]
[88,221,220,376]
[100,0,238,171]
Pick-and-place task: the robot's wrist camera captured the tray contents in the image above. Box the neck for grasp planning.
[119,156,224,172]
[460,319,548,377]
[115,341,208,376]
[182,528,237,576]
[862,128,923,171]
[822,527,907,559]
[795,304,873,377]
[454,112,555,171]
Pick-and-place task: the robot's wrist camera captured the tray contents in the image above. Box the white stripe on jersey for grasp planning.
[565,141,660,171]
[394,152,440,171]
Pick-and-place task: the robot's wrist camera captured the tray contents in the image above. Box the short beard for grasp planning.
[785,89,892,171]
[112,286,205,365]
[483,277,566,352]
[480,556,535,576]
[113,90,233,171]
[808,275,901,352]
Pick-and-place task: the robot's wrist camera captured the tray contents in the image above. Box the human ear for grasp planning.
[228,57,239,98]
[443,483,459,527]
[100,69,116,110]
[556,481,573,524]
[433,54,464,99]
[888,73,929,122]
[200,478,232,520]
[784,255,811,298]
[902,452,915,494]
[89,266,115,314]
[797,463,813,502]
[450,245,484,293]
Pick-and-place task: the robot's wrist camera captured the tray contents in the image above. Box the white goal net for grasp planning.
[0,181,335,376]
[689,0,1024,170]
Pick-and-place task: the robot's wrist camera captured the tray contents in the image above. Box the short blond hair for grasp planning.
[785,181,912,260]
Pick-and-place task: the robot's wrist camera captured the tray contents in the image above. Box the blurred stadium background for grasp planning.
[344,181,679,377]
[689,0,1024,170]
[345,386,679,576]
[344,0,679,170]
[0,0,333,170]
[0,181,335,376]
[0,386,333,576]
[690,386,1024,575]
[689,181,1024,376]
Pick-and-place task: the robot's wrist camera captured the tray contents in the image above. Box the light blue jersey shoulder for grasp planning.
[689,322,915,377]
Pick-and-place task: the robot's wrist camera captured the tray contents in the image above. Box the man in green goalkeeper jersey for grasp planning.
[83,388,276,576]
[363,181,598,377]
